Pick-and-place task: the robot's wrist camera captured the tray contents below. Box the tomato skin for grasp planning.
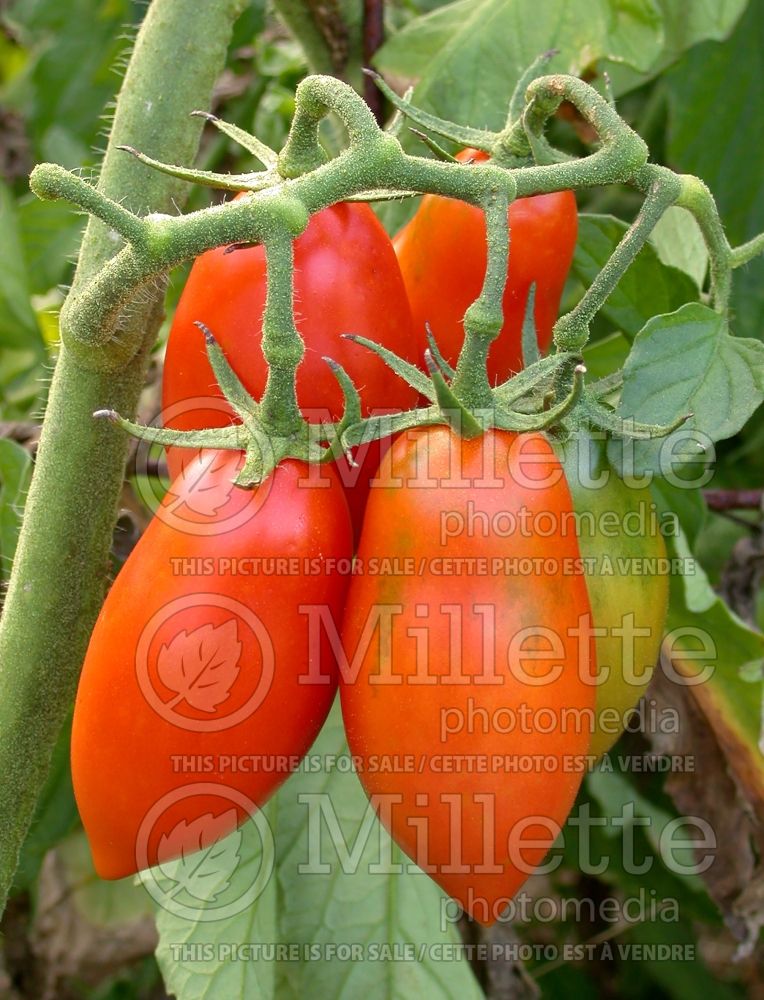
[339,427,596,923]
[558,432,669,757]
[162,200,419,536]
[393,150,577,381]
[71,453,352,880]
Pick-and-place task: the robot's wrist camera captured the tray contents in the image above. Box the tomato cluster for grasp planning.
[72,177,668,922]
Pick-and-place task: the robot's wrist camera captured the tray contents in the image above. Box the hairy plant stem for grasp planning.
[0,0,247,914]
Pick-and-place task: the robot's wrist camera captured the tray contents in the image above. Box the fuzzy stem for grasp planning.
[260,233,306,434]
[674,174,733,310]
[731,233,764,269]
[452,190,510,407]
[554,167,681,351]
[0,0,246,915]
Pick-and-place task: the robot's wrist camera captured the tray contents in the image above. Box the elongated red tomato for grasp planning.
[340,427,596,924]
[162,199,419,536]
[393,150,577,381]
[72,452,352,879]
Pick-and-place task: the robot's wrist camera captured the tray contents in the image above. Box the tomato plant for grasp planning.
[162,199,419,535]
[393,150,578,380]
[340,426,596,923]
[71,452,352,879]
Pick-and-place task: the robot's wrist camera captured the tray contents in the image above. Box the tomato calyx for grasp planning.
[95,323,366,488]
[339,292,688,450]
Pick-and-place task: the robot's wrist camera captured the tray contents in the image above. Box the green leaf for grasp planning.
[650,477,708,549]
[602,0,748,93]
[374,0,664,134]
[649,206,708,288]
[663,568,764,783]
[0,182,44,351]
[657,0,749,57]
[574,214,699,339]
[275,702,482,1000]
[665,0,764,340]
[0,438,33,582]
[152,703,481,999]
[611,303,764,475]
[153,800,278,999]
[586,770,705,886]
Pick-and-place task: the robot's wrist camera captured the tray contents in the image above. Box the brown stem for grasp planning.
[704,489,763,512]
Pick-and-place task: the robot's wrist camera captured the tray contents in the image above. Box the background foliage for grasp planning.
[1,0,763,997]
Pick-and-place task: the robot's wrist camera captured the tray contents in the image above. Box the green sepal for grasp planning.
[386,85,414,138]
[322,357,363,464]
[93,410,246,450]
[580,395,693,439]
[506,50,560,126]
[425,350,484,438]
[425,324,455,378]
[190,110,279,168]
[409,129,459,162]
[342,405,442,449]
[492,363,586,432]
[493,351,578,408]
[196,322,260,432]
[362,69,495,151]
[116,145,276,192]
[343,334,435,401]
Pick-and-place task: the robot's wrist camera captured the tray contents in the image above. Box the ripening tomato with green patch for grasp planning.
[393,149,577,381]
[71,451,352,879]
[339,426,596,924]
[558,430,669,757]
[162,198,419,538]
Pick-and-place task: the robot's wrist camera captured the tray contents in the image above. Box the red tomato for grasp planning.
[393,150,578,382]
[162,200,419,537]
[339,427,596,923]
[71,452,352,879]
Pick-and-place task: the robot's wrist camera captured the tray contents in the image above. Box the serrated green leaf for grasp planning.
[274,702,482,1000]
[611,302,764,475]
[574,214,699,340]
[152,703,481,1000]
[153,801,278,1000]
[375,0,664,134]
